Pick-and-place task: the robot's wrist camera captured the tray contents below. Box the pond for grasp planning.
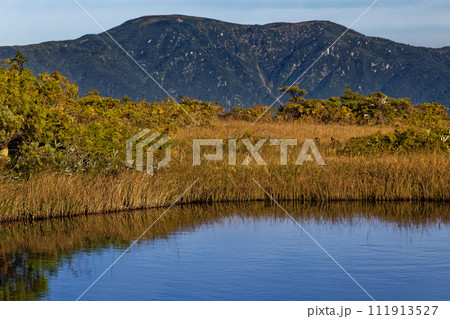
[1,201,449,301]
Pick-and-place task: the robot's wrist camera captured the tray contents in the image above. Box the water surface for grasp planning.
[1,202,449,301]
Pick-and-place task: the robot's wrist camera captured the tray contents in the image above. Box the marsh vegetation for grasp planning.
[0,54,449,222]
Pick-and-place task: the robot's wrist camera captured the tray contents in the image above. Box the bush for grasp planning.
[0,57,209,176]
[341,128,450,155]
[275,86,449,126]
[228,104,274,122]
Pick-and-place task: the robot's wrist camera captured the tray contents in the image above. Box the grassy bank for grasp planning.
[1,120,449,223]
[1,60,449,222]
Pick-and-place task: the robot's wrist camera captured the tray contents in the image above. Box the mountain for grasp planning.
[1,15,449,107]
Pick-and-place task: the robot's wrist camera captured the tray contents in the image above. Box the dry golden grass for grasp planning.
[0,120,448,222]
[179,119,392,142]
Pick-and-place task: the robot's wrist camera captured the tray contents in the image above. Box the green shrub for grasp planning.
[275,86,449,126]
[341,128,450,155]
[229,104,274,122]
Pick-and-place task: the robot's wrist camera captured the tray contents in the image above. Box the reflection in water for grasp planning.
[0,253,51,300]
[0,201,449,300]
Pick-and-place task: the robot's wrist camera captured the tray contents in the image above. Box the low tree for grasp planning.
[11,51,28,74]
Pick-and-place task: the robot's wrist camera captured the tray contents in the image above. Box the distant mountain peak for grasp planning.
[0,15,448,107]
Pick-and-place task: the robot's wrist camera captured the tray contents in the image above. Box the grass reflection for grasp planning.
[1,201,449,300]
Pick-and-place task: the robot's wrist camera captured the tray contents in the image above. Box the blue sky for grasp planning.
[1,0,449,48]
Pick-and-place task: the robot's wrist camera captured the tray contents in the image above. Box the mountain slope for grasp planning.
[1,15,449,107]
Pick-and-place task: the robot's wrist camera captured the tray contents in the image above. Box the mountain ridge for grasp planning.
[0,15,449,107]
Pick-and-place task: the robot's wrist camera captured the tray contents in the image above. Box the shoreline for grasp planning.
[2,197,450,225]
[1,165,449,224]
[2,200,449,253]
[2,120,449,224]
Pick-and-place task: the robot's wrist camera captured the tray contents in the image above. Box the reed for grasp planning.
[0,120,448,222]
